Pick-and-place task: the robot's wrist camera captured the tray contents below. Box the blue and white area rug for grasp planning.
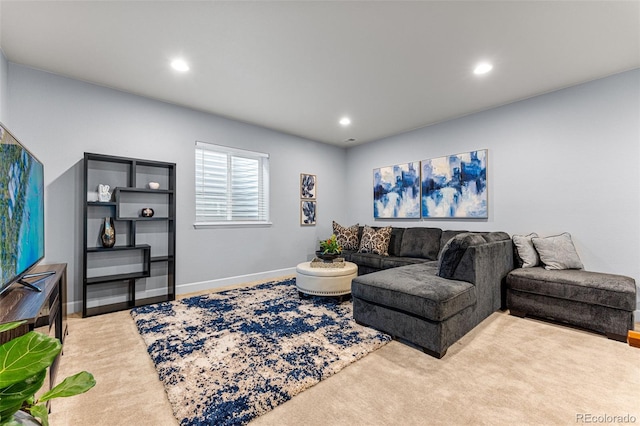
[131,278,391,426]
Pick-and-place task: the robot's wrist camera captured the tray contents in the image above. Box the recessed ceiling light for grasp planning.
[339,117,351,126]
[474,62,493,75]
[171,59,190,72]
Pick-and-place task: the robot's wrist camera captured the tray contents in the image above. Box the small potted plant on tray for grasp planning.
[316,234,342,261]
[0,321,96,426]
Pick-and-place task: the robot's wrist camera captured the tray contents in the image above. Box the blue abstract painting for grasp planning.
[421,150,487,218]
[373,162,420,218]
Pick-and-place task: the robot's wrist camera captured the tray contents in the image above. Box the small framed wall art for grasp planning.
[300,200,316,225]
[300,173,316,199]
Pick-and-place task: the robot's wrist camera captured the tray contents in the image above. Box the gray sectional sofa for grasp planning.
[339,226,514,358]
[343,227,468,275]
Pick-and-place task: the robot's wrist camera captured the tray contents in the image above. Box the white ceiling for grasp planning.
[1,1,638,146]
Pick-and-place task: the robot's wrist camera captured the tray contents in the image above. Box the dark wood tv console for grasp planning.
[0,263,68,396]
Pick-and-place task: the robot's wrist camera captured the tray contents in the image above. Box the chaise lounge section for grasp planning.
[506,232,636,342]
[507,268,636,341]
[350,231,514,358]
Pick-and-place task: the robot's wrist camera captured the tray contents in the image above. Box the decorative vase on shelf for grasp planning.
[100,216,116,248]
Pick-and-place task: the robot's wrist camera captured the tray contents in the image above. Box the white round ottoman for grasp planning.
[296,261,358,299]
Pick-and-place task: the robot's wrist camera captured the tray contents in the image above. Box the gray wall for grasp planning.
[7,63,347,312]
[346,68,640,315]
[0,49,7,122]
[6,61,640,316]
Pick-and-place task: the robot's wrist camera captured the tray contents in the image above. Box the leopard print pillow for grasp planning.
[358,225,392,256]
[332,221,360,251]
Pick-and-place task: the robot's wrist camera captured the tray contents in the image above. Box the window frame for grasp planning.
[194,141,271,228]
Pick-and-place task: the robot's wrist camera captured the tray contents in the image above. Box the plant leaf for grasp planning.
[38,371,96,402]
[0,402,24,425]
[0,370,46,413]
[0,322,26,335]
[28,403,49,426]
[0,332,61,388]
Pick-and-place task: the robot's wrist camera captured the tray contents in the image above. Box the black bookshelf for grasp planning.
[82,153,176,317]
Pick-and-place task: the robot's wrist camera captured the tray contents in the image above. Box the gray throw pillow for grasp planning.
[439,230,468,256]
[531,233,584,270]
[512,233,540,268]
[438,233,487,278]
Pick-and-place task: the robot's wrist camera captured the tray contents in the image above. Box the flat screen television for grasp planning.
[0,122,47,296]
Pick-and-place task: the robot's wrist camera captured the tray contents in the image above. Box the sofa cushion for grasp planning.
[332,221,360,251]
[398,227,442,260]
[439,230,468,256]
[358,226,392,256]
[482,231,511,242]
[340,250,354,262]
[348,252,383,270]
[351,263,476,322]
[507,267,636,311]
[380,256,431,270]
[512,233,540,268]
[387,227,405,256]
[532,233,584,270]
[438,233,487,279]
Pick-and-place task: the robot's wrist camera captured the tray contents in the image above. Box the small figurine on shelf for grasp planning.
[98,184,112,202]
[141,207,155,218]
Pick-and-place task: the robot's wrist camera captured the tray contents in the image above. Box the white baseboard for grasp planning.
[67,300,83,315]
[65,267,296,315]
[67,287,170,315]
[177,267,296,296]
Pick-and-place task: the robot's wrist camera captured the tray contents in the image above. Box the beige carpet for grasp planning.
[50,282,639,425]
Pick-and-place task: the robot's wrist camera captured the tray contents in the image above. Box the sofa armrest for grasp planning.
[453,239,514,316]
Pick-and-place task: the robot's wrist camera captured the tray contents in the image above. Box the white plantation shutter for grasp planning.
[195,141,270,226]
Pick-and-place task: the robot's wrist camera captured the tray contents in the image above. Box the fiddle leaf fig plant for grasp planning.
[0,321,96,426]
